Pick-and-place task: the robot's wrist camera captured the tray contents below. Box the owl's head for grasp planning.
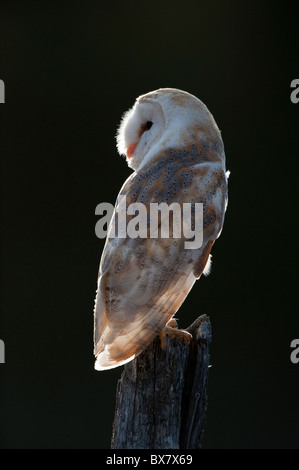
[116,88,221,171]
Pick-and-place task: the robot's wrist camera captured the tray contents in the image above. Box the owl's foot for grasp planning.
[159,323,192,350]
[166,318,178,329]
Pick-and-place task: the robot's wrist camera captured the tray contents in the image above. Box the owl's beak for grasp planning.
[126,143,137,159]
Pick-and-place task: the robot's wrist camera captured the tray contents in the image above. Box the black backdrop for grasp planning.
[0,1,298,449]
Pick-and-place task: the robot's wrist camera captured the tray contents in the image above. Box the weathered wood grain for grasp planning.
[111,314,212,449]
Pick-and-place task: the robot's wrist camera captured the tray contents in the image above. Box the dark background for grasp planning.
[0,0,298,449]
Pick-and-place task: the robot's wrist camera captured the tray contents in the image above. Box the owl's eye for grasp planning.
[145,121,153,130]
[140,121,153,134]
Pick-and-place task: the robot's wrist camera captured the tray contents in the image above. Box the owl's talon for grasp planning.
[159,325,192,350]
[167,318,178,329]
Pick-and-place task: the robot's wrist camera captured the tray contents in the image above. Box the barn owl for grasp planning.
[94,88,229,370]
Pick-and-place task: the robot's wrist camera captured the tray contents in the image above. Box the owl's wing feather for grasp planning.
[94,266,197,370]
[94,152,227,370]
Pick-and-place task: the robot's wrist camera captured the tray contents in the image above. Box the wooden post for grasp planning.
[111,314,212,449]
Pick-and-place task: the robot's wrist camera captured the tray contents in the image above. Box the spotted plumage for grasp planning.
[94,88,229,370]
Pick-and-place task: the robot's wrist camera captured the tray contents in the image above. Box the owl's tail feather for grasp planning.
[94,270,197,370]
[94,320,155,370]
[95,347,137,370]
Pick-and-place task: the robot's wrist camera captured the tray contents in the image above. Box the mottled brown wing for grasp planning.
[94,151,227,370]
